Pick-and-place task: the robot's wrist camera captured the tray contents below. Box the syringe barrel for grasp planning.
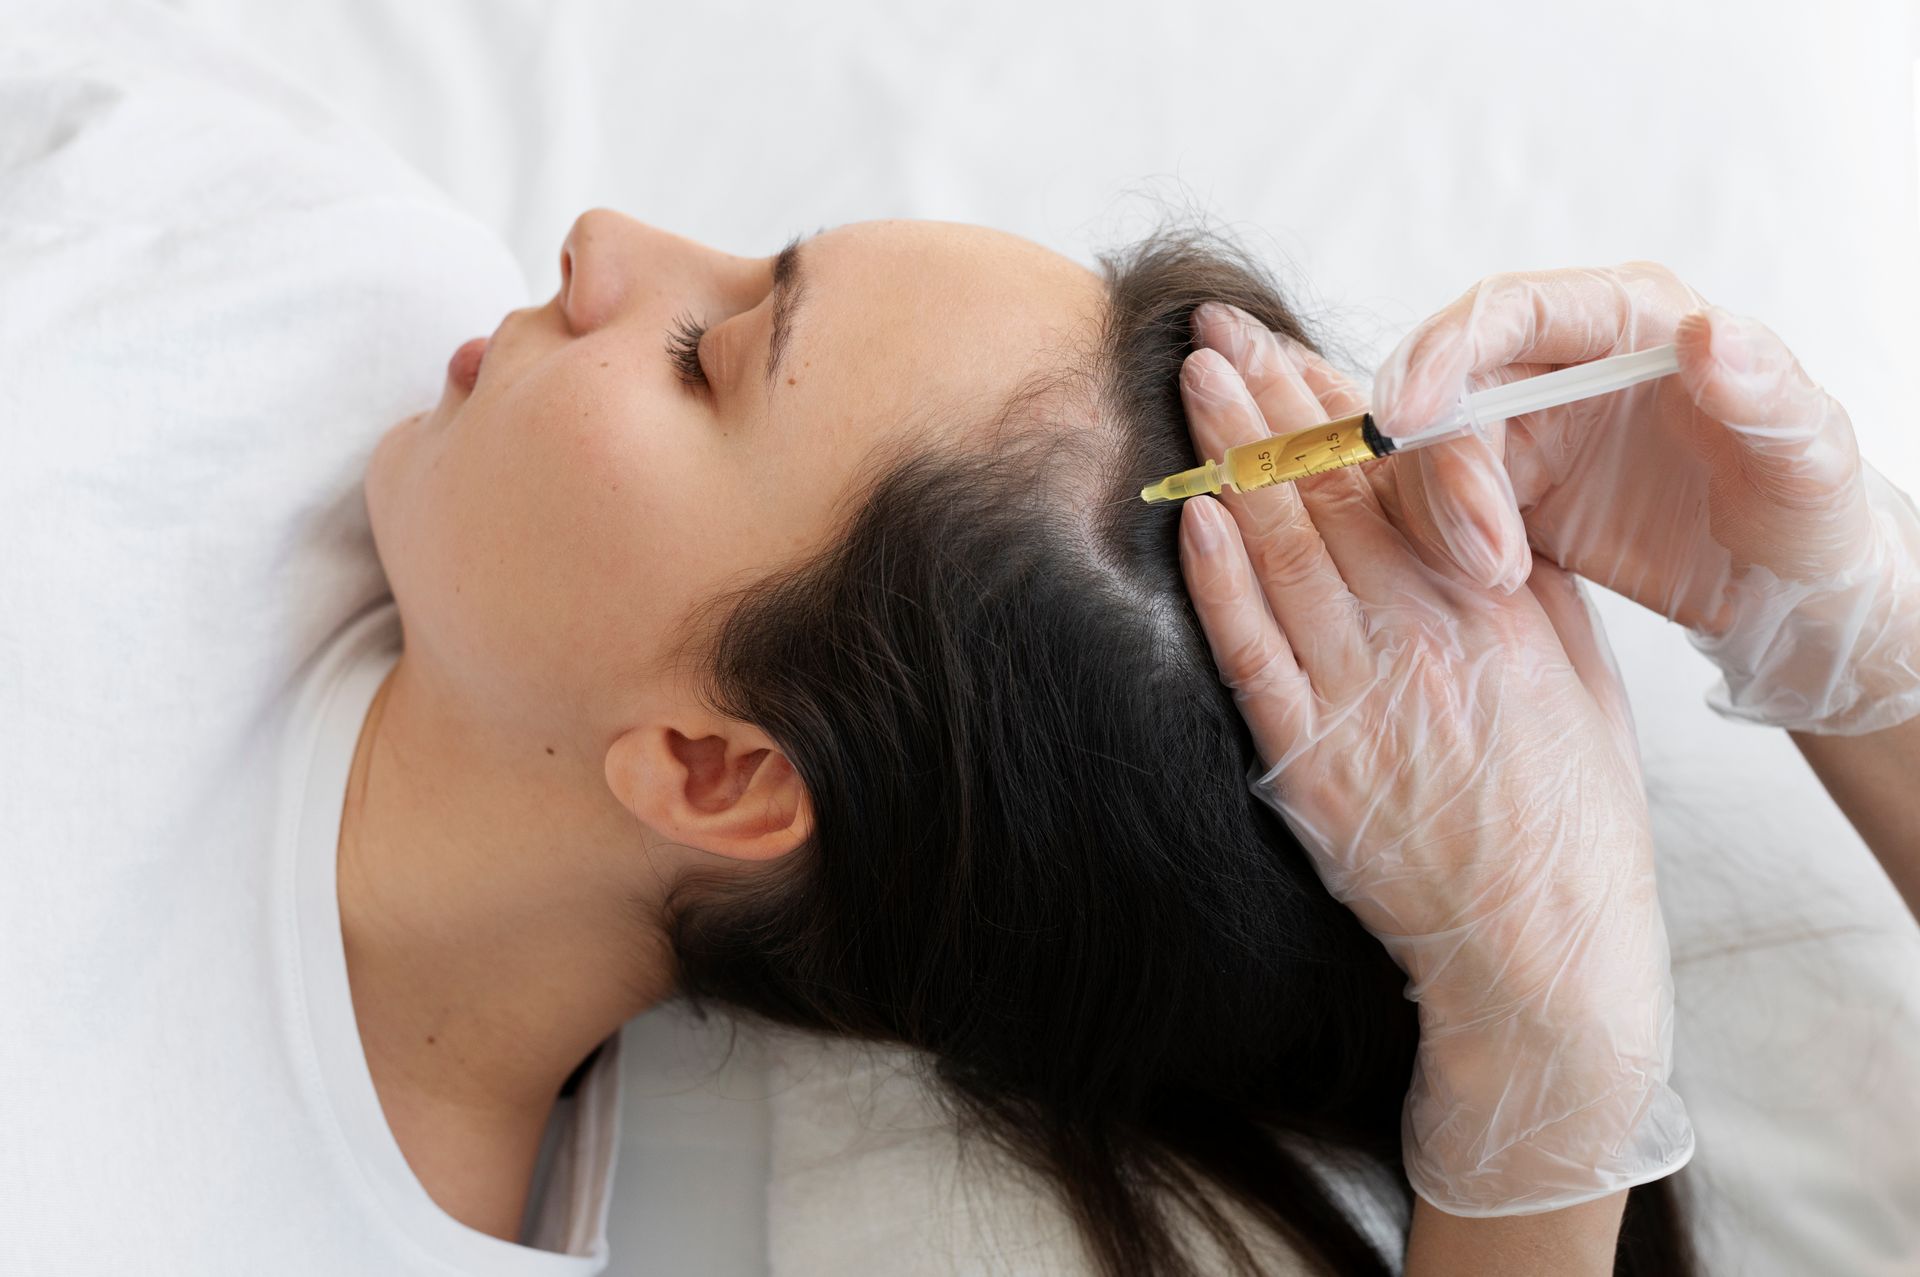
[1465,343,1680,423]
[1380,394,1481,451]
[1381,343,1681,451]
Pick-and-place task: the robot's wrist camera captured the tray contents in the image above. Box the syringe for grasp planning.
[1139,343,1682,503]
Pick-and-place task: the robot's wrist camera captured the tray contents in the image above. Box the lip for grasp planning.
[447,336,489,394]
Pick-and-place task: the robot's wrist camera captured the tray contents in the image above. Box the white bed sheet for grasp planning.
[157,2,1920,1273]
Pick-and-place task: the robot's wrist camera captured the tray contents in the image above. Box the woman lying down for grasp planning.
[347,209,1725,1275]
[316,204,1920,1276]
[14,26,1920,1261]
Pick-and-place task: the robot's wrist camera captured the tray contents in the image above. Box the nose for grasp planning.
[558,208,766,335]
[559,209,631,328]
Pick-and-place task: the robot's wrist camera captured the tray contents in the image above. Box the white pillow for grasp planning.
[762,1029,1410,1276]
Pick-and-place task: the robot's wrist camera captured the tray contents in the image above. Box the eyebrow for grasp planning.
[764,228,818,392]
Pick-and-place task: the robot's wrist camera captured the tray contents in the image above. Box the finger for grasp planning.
[1277,333,1411,521]
[1194,301,1361,425]
[1178,496,1311,763]
[1178,349,1372,696]
[1371,260,1707,435]
[1199,301,1533,590]
[1193,301,1392,510]
[1189,309,1440,614]
[1289,463,1440,615]
[1522,555,1638,751]
[1384,358,1566,593]
[1407,434,1531,593]
[1188,304,1332,444]
[1201,303,1415,518]
[1672,305,1859,497]
[1190,303,1374,428]
[1291,346,1369,419]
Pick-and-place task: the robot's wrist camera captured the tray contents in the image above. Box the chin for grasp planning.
[362,423,408,583]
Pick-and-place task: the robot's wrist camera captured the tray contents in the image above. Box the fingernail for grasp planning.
[1192,301,1229,336]
[1193,302,1250,364]
[1439,511,1505,586]
[1186,499,1222,553]
[1181,347,1239,403]
[1708,307,1761,373]
[1235,314,1293,378]
[1492,553,1531,594]
[1213,304,1264,369]
[1428,476,1502,584]
[1261,328,1301,373]
[1422,443,1525,589]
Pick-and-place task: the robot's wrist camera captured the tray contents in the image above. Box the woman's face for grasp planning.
[366,212,1105,740]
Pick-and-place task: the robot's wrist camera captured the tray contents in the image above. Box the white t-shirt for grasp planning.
[0,2,622,1272]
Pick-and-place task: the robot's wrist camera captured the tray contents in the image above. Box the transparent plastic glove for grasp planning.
[1373,262,1920,735]
[1176,302,1694,1216]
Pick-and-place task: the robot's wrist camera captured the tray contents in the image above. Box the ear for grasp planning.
[604,714,812,863]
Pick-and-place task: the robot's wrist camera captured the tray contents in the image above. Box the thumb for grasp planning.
[1403,431,1532,593]
[1673,306,1859,499]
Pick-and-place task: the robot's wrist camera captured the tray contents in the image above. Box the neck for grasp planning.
[336,653,676,1147]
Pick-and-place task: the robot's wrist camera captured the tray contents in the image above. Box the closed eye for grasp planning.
[665,311,708,389]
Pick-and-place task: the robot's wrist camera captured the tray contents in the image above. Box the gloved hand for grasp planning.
[1370,262,1920,735]
[1175,301,1694,1216]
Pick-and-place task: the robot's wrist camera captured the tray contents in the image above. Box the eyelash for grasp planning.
[665,312,709,389]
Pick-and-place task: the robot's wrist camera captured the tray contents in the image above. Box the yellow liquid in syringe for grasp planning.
[1140,412,1392,503]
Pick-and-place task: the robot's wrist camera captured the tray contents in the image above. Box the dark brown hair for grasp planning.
[663,222,1695,1276]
